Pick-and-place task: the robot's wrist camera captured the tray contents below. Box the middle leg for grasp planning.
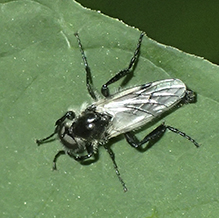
[101,32,145,97]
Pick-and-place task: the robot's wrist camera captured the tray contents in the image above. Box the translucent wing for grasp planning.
[94,78,186,138]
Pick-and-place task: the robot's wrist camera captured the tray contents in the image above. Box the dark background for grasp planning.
[77,0,219,64]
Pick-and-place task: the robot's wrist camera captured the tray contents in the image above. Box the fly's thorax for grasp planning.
[72,109,111,141]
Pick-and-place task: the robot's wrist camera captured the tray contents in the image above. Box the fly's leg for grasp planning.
[125,124,166,150]
[52,149,95,171]
[36,132,57,145]
[74,33,97,100]
[55,111,75,126]
[53,144,95,170]
[124,123,200,150]
[67,151,94,161]
[104,145,128,192]
[101,32,145,97]
[53,150,66,170]
[67,143,95,161]
[36,111,75,145]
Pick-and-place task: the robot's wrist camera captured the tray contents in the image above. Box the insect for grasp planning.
[36,32,199,192]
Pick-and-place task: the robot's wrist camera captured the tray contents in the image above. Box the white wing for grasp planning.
[94,78,186,138]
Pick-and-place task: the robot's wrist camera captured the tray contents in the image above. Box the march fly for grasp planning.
[36,32,199,192]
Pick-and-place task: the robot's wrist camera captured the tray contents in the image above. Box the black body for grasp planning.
[36,32,199,192]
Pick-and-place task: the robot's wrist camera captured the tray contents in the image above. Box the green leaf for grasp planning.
[1,0,219,217]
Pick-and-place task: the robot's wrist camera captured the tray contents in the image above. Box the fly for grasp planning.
[36,32,199,192]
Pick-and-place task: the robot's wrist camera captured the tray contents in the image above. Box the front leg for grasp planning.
[36,111,75,145]
[52,144,96,170]
[53,150,66,170]
[67,142,95,162]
